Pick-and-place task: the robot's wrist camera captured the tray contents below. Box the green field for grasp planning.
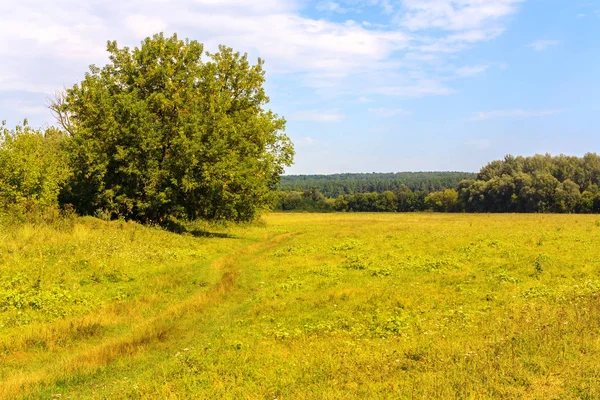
[2,213,600,399]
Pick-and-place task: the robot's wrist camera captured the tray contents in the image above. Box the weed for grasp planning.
[534,254,549,274]
[342,255,368,270]
[369,266,392,277]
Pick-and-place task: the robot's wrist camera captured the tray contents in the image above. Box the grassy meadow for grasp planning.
[1,213,600,398]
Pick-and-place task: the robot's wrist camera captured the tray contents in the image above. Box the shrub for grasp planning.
[0,121,70,215]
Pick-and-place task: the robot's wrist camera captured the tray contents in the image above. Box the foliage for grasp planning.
[274,188,430,212]
[274,189,333,212]
[424,189,460,212]
[280,171,476,197]
[277,154,600,214]
[460,153,600,213]
[51,33,294,223]
[0,121,70,215]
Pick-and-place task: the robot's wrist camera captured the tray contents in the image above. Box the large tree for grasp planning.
[52,33,294,223]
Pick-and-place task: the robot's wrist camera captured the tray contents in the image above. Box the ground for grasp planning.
[1,213,599,399]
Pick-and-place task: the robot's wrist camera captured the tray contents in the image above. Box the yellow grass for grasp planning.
[1,213,600,398]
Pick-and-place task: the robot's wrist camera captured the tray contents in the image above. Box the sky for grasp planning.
[1,0,599,174]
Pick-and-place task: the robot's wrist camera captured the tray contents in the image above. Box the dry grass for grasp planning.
[2,213,600,398]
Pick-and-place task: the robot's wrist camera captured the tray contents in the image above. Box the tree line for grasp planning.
[280,172,476,197]
[274,154,600,213]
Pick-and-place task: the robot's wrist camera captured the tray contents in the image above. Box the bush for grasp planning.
[0,121,70,215]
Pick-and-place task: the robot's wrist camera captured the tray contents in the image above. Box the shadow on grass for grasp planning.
[186,229,233,239]
[161,218,235,239]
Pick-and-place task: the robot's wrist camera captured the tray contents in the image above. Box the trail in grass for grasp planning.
[1,230,298,400]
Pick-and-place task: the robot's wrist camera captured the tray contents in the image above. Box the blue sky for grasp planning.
[1,0,599,174]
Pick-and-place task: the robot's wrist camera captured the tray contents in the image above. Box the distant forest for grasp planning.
[279,172,476,197]
[275,154,600,214]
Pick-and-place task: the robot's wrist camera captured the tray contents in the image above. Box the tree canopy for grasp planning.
[459,153,600,213]
[51,33,294,223]
[274,154,600,214]
[280,172,476,197]
[0,121,70,214]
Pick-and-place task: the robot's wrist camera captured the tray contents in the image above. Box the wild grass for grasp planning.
[1,213,600,398]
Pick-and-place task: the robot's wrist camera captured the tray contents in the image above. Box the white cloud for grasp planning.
[470,109,566,121]
[290,110,346,122]
[126,15,168,37]
[528,40,561,51]
[170,13,410,78]
[368,107,412,117]
[456,64,489,77]
[392,0,524,56]
[357,96,374,103]
[414,27,506,53]
[0,0,412,95]
[374,80,454,97]
[397,0,525,31]
[0,0,527,125]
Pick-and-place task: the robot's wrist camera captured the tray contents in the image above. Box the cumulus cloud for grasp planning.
[0,0,417,97]
[397,0,525,31]
[0,0,527,125]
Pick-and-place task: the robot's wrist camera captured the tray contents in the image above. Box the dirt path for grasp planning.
[1,232,297,399]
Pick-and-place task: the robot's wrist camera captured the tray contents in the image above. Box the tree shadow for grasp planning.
[161,219,235,239]
[187,229,234,239]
